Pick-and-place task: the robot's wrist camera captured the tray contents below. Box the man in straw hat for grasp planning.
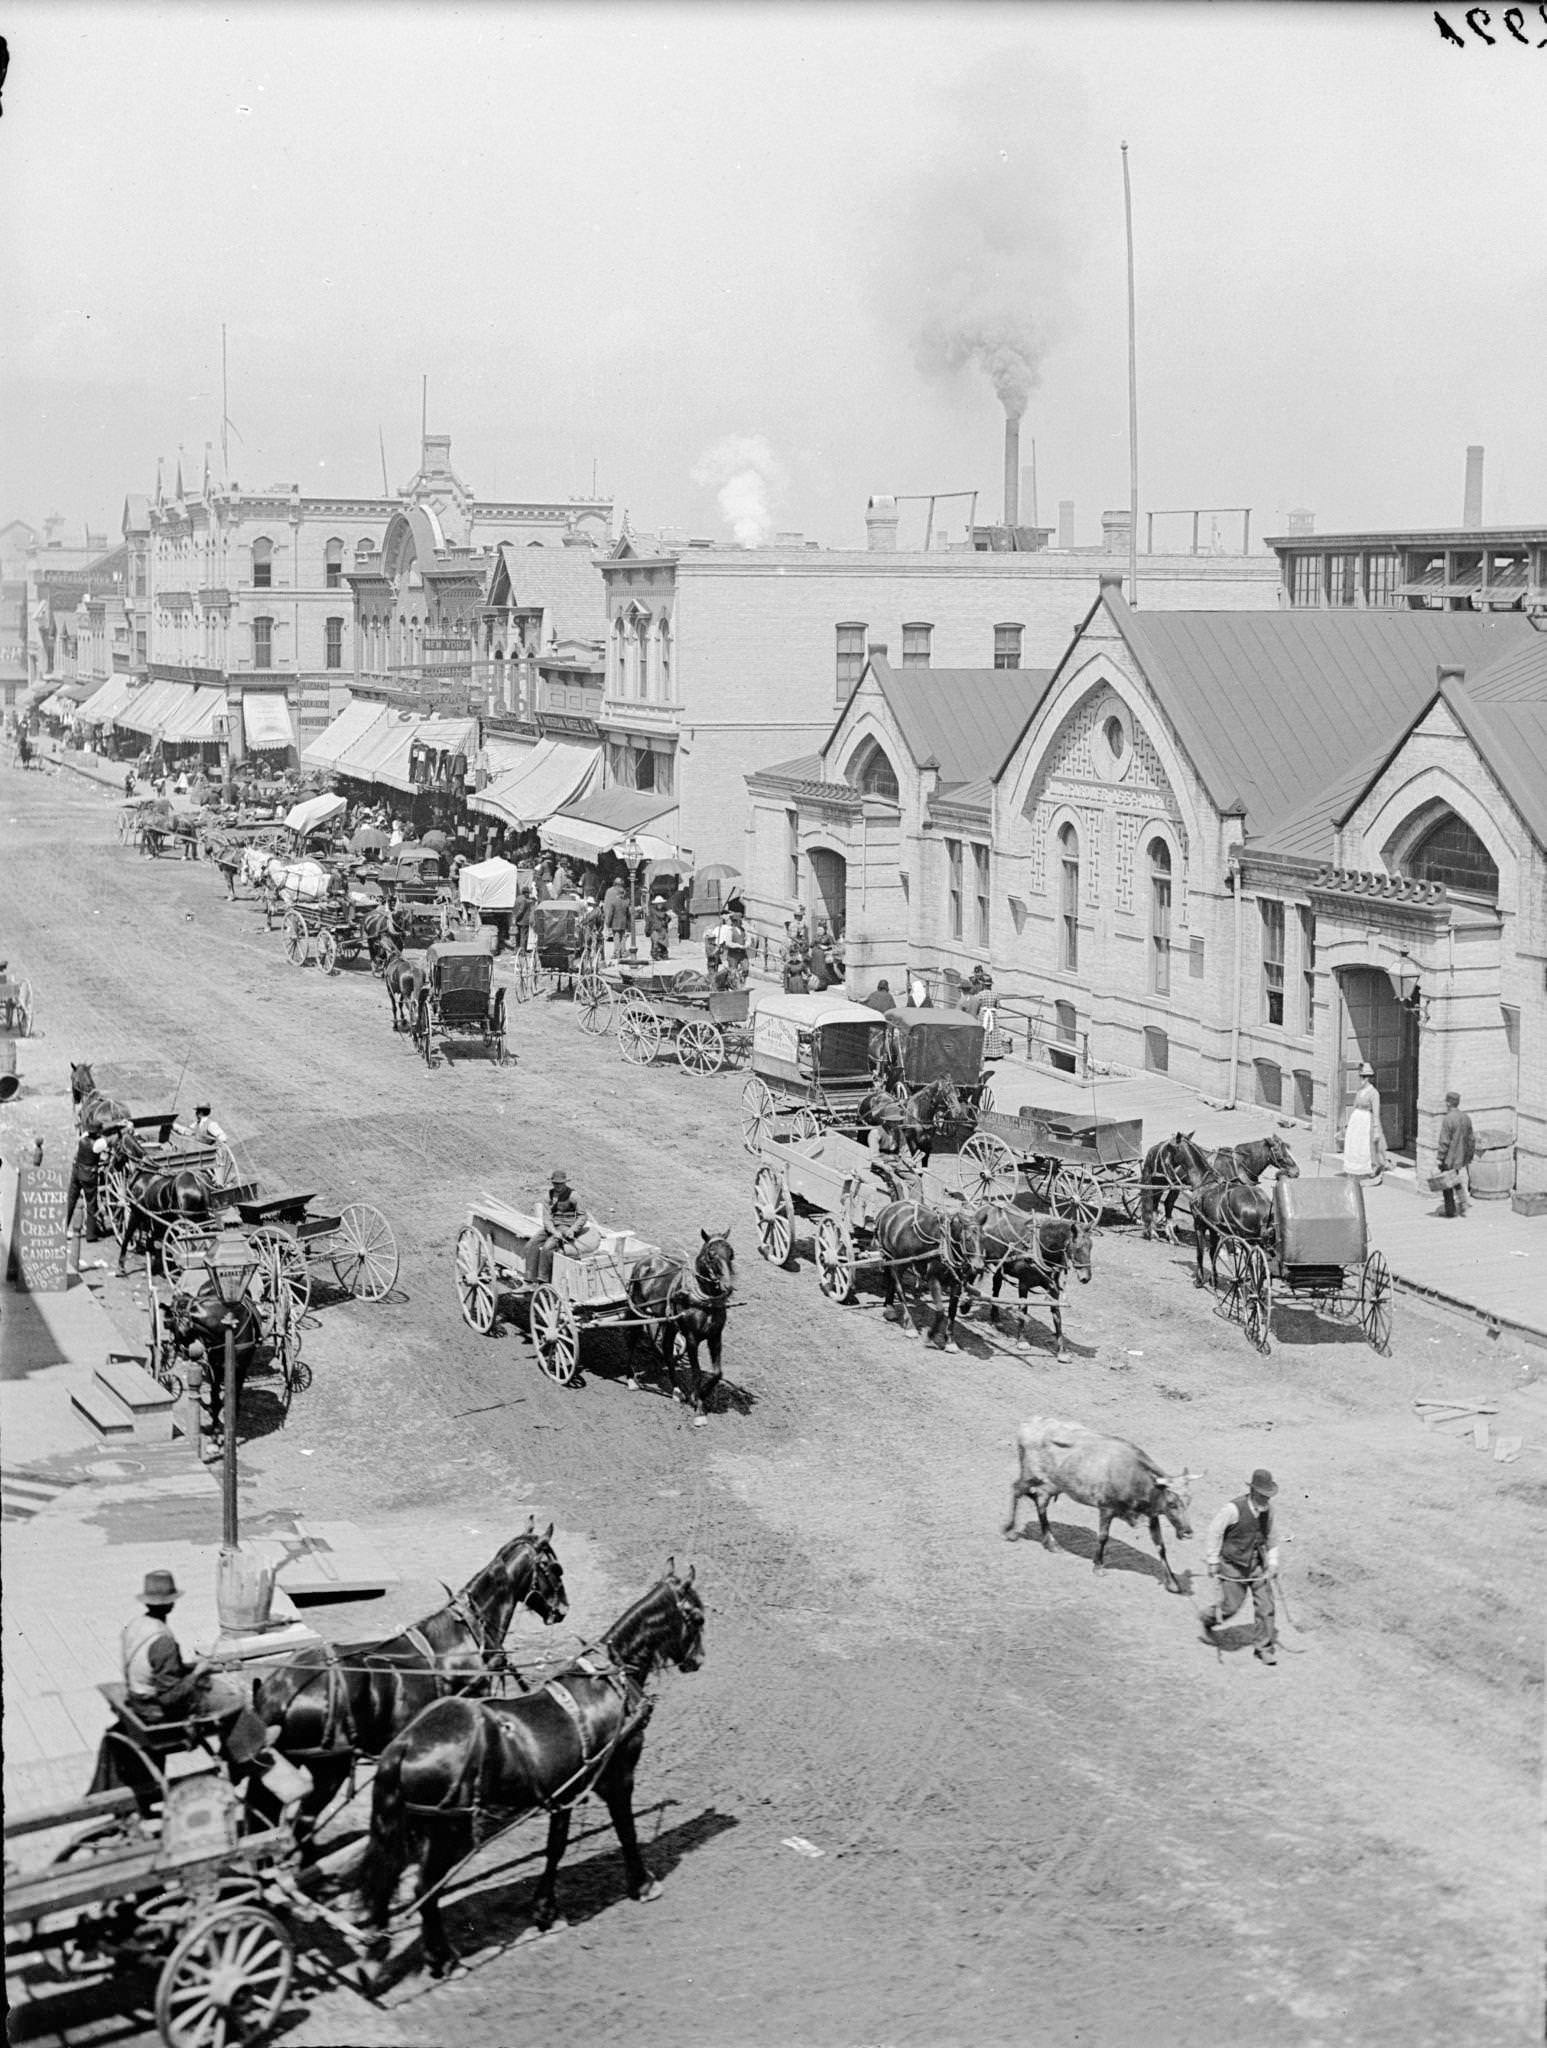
[87,1567,275,1793]
[1199,1469,1282,1667]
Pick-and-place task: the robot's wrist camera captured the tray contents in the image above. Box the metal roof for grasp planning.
[869,659,1053,786]
[1109,600,1537,836]
[1464,632,1547,704]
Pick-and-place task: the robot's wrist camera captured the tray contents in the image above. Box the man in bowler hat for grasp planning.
[1200,1469,1282,1666]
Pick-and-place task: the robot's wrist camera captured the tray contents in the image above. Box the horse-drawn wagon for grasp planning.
[1,964,34,1038]
[233,1189,400,1315]
[738,992,885,1152]
[957,1106,1145,1226]
[279,893,370,973]
[610,970,752,1075]
[750,1122,907,1302]
[413,940,508,1068]
[1217,1174,1393,1357]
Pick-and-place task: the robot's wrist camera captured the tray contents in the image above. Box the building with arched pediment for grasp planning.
[746,575,1547,1195]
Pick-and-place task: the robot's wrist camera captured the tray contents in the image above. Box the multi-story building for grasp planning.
[598,506,1280,872]
[0,520,38,716]
[1270,523,1547,615]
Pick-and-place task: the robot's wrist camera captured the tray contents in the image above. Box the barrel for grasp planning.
[216,1546,276,1631]
[1469,1127,1515,1201]
[0,1040,18,1103]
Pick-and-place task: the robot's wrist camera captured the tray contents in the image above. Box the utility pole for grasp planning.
[1122,142,1140,607]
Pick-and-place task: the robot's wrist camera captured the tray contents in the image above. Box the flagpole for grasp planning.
[221,325,228,481]
[1122,142,1139,607]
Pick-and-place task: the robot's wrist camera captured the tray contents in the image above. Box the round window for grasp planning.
[1104,715,1126,761]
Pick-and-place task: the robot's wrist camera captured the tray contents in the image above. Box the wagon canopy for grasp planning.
[532,898,586,946]
[286,792,347,838]
[1274,1174,1367,1268]
[751,991,883,1087]
[459,856,523,910]
[883,1009,985,1088]
[426,941,497,995]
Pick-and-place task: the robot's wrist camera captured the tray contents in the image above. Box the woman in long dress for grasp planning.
[1343,1062,1387,1182]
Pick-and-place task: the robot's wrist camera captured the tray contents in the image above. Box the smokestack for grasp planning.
[865,496,899,552]
[1057,500,1074,549]
[1463,446,1484,529]
[1003,417,1020,527]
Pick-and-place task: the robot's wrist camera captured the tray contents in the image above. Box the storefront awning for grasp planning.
[339,712,421,791]
[75,674,137,727]
[301,698,391,772]
[162,685,226,745]
[470,738,600,829]
[242,692,296,753]
[114,679,186,737]
[539,785,680,865]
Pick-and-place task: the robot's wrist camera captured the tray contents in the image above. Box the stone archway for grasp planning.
[1338,966,1419,1154]
[808,847,848,939]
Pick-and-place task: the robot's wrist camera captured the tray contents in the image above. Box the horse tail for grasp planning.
[360,1737,411,1929]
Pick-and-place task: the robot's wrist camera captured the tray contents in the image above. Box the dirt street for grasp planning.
[3,767,1541,2048]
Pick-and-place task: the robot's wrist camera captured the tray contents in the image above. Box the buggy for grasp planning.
[1221,1175,1393,1357]
[738,992,886,1152]
[515,897,595,1003]
[610,968,752,1075]
[957,1106,1146,1227]
[880,1008,994,1136]
[413,940,509,1068]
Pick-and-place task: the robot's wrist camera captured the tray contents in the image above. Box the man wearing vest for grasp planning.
[88,1568,273,1793]
[67,1125,108,1243]
[524,1169,586,1286]
[1199,1469,1281,1666]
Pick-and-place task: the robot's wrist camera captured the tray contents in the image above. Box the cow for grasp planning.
[1003,1415,1198,1593]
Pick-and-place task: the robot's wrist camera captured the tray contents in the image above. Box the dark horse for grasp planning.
[107,1129,213,1275]
[1192,1134,1300,1289]
[860,1075,962,1174]
[70,1060,128,1134]
[625,1230,735,1417]
[1137,1131,1217,1243]
[255,1521,569,1838]
[873,1198,985,1350]
[977,1204,1094,1361]
[163,1283,264,1439]
[363,904,404,976]
[383,946,425,1033]
[359,1563,705,1978]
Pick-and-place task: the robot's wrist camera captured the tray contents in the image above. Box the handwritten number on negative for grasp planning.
[1435,3,1547,37]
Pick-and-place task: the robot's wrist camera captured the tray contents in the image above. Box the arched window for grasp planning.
[612,617,628,696]
[657,615,672,700]
[635,612,652,700]
[1058,822,1080,971]
[324,538,344,590]
[250,537,273,589]
[1403,811,1498,900]
[1149,838,1172,994]
[846,738,900,803]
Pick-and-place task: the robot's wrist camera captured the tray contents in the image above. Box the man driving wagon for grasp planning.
[523,1167,596,1285]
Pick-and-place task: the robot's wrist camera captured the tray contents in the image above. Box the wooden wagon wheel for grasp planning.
[1359,1249,1393,1356]
[1051,1164,1104,1230]
[161,1218,215,1285]
[740,1077,775,1155]
[13,977,34,1037]
[274,1290,310,1401]
[1241,1244,1273,1355]
[454,1225,498,1333]
[282,911,309,965]
[414,992,436,1068]
[677,1019,725,1076]
[1114,1170,1144,1224]
[316,927,340,976]
[511,948,534,1004]
[752,1165,794,1266]
[529,1285,580,1384]
[248,1226,312,1317]
[98,1164,133,1242]
[146,1294,184,1400]
[333,1203,398,1299]
[815,1216,857,1303]
[155,1901,294,2048]
[788,1106,822,1141]
[617,1001,661,1067]
[956,1133,1017,1203]
[577,976,615,1035]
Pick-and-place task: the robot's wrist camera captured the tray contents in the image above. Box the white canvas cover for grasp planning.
[458,856,523,910]
[286,792,347,836]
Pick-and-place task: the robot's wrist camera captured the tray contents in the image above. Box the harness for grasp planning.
[881,1201,975,1279]
[981,1207,1067,1288]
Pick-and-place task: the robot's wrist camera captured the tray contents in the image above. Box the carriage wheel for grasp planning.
[530,1285,580,1385]
[975,1079,993,1119]
[740,1078,775,1155]
[14,977,34,1037]
[677,1019,725,1076]
[155,1901,294,2048]
[146,1295,184,1400]
[162,1219,215,1285]
[1242,1245,1273,1355]
[1359,1249,1393,1356]
[209,1139,239,1190]
[316,928,340,976]
[511,950,533,1004]
[282,911,309,965]
[1051,1164,1103,1230]
[789,1106,822,1141]
[816,1217,857,1304]
[248,1225,312,1316]
[617,1001,661,1067]
[455,1225,498,1333]
[333,1203,399,1299]
[98,1165,132,1243]
[753,1166,794,1266]
[414,995,435,1068]
[275,1291,308,1400]
[957,1133,1017,1204]
[578,977,615,1035]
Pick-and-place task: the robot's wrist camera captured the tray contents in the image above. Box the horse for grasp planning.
[162,1284,264,1438]
[873,1198,985,1350]
[254,1520,569,1839]
[237,843,280,898]
[358,1563,705,1979]
[362,904,404,976]
[625,1229,735,1416]
[860,1075,962,1173]
[106,1130,214,1275]
[1192,1134,1300,1290]
[70,1061,127,1134]
[384,949,425,1033]
[1137,1131,1217,1243]
[977,1205,1094,1361]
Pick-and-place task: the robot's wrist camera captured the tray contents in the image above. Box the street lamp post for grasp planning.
[620,835,644,964]
[206,1229,260,1551]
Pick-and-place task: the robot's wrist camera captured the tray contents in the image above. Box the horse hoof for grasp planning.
[633,1879,662,1904]
[941,1341,960,1354]
[900,1327,919,1341]
[691,1415,708,1428]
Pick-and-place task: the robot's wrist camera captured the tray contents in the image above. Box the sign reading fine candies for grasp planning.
[10,1165,70,1293]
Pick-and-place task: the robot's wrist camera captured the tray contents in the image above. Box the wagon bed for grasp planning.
[958,1107,1145,1225]
[751,1125,912,1301]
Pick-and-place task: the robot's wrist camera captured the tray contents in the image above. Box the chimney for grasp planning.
[1003,417,1020,527]
[1463,446,1484,529]
[1286,508,1315,537]
[1436,664,1465,690]
[1099,571,1125,596]
[865,495,899,552]
[867,641,889,663]
[1057,500,1075,549]
[1102,509,1132,551]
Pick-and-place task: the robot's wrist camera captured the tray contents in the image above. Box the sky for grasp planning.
[2,1,1544,552]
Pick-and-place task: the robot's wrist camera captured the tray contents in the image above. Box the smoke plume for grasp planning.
[869,52,1087,419]
[691,434,787,546]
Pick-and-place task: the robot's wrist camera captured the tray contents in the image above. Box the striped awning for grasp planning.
[241,692,295,752]
[470,738,600,828]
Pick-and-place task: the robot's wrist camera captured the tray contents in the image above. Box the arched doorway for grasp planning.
[1339,967,1419,1154]
[808,848,847,939]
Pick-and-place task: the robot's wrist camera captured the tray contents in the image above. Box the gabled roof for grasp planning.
[1103,597,1536,837]
[846,656,1053,787]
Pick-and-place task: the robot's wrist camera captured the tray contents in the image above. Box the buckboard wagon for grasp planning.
[956,1106,1144,1226]
[454,1194,662,1383]
[612,974,753,1075]
[1220,1175,1392,1357]
[280,896,369,973]
[751,1124,906,1302]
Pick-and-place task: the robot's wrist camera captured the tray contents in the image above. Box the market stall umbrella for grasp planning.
[286,792,347,838]
[421,829,450,850]
[696,864,741,885]
[350,825,391,855]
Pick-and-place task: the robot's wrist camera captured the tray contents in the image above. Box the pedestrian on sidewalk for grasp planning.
[1435,1090,1476,1218]
[66,1125,108,1243]
[603,876,630,962]
[1342,1063,1388,1182]
[87,1569,273,1795]
[1199,1469,1281,1666]
[647,894,672,962]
